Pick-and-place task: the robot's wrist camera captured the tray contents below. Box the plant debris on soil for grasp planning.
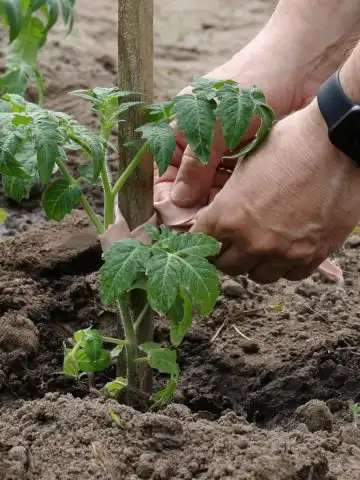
[1,0,360,479]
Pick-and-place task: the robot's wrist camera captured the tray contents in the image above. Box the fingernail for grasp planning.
[171,181,191,204]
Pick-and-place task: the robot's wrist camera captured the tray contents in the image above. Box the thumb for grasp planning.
[171,124,226,208]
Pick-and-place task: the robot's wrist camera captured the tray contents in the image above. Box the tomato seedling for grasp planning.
[0,0,76,103]
[0,77,274,406]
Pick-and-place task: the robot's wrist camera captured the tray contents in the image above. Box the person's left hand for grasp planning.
[189,100,360,283]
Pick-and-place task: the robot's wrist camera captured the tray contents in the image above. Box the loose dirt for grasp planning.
[1,1,360,479]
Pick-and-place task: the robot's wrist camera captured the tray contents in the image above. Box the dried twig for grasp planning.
[232,325,252,342]
[91,442,118,480]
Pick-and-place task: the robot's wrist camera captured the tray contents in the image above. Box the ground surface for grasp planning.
[1,1,360,479]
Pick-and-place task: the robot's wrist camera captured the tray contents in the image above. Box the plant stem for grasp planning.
[101,336,128,346]
[55,156,104,234]
[111,142,149,198]
[134,302,150,334]
[117,295,138,389]
[100,126,115,229]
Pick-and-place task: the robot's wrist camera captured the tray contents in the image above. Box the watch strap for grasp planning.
[317,70,354,128]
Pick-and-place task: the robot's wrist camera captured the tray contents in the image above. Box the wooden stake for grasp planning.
[118,0,154,396]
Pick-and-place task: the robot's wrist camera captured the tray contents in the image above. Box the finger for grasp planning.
[171,123,227,208]
[248,258,294,284]
[284,259,321,281]
[215,245,262,276]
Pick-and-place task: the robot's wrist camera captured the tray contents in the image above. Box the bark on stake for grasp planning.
[118,0,154,396]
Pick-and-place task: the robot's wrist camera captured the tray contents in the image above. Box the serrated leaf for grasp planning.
[137,120,176,176]
[30,112,61,182]
[146,248,181,312]
[0,208,8,224]
[179,255,219,315]
[3,0,24,43]
[99,239,151,304]
[0,69,28,96]
[174,93,216,164]
[64,122,104,182]
[2,142,38,200]
[224,104,274,159]
[104,378,127,398]
[143,101,174,122]
[42,179,82,221]
[0,130,30,178]
[151,378,178,408]
[161,232,221,258]
[169,289,192,346]
[216,91,254,149]
[79,165,102,186]
[75,348,111,373]
[146,224,176,242]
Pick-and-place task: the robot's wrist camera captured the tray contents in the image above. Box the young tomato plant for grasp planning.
[0,77,274,406]
[0,0,75,104]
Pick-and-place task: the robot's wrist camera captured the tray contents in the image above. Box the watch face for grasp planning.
[329,107,360,165]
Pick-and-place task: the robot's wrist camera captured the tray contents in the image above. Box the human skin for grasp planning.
[162,0,360,282]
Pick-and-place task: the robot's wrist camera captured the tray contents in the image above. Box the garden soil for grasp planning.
[1,1,360,479]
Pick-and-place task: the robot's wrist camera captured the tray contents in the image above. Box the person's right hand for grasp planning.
[162,24,348,208]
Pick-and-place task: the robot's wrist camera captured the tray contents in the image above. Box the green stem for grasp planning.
[134,302,150,334]
[101,336,128,346]
[117,295,138,389]
[111,142,149,198]
[100,125,115,229]
[55,156,104,234]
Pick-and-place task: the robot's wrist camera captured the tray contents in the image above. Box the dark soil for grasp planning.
[1,0,360,479]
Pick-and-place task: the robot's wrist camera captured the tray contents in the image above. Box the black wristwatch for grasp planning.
[317,70,360,168]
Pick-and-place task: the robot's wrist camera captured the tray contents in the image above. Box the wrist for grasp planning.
[339,42,360,103]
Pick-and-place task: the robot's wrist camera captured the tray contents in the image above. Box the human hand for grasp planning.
[190,101,360,283]
[162,19,352,208]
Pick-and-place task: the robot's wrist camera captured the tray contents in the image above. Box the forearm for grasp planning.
[230,0,360,80]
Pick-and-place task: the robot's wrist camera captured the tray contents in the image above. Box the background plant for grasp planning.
[0,0,76,104]
[0,77,274,406]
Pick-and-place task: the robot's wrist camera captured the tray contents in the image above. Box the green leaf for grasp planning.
[143,101,174,122]
[137,120,176,176]
[0,208,8,224]
[139,343,179,377]
[174,93,216,164]
[78,165,102,186]
[0,69,28,96]
[2,142,38,200]
[151,378,178,408]
[99,239,151,305]
[104,378,127,398]
[31,112,61,182]
[147,244,220,315]
[3,0,24,43]
[149,348,179,377]
[225,104,274,159]
[42,179,82,221]
[62,347,79,377]
[110,344,124,360]
[139,341,162,354]
[2,174,37,201]
[73,327,94,344]
[160,232,221,258]
[75,348,111,373]
[145,224,176,242]
[216,91,254,150]
[169,290,193,346]
[0,130,30,178]
[146,248,181,313]
[178,255,219,315]
[83,330,103,361]
[63,122,104,182]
